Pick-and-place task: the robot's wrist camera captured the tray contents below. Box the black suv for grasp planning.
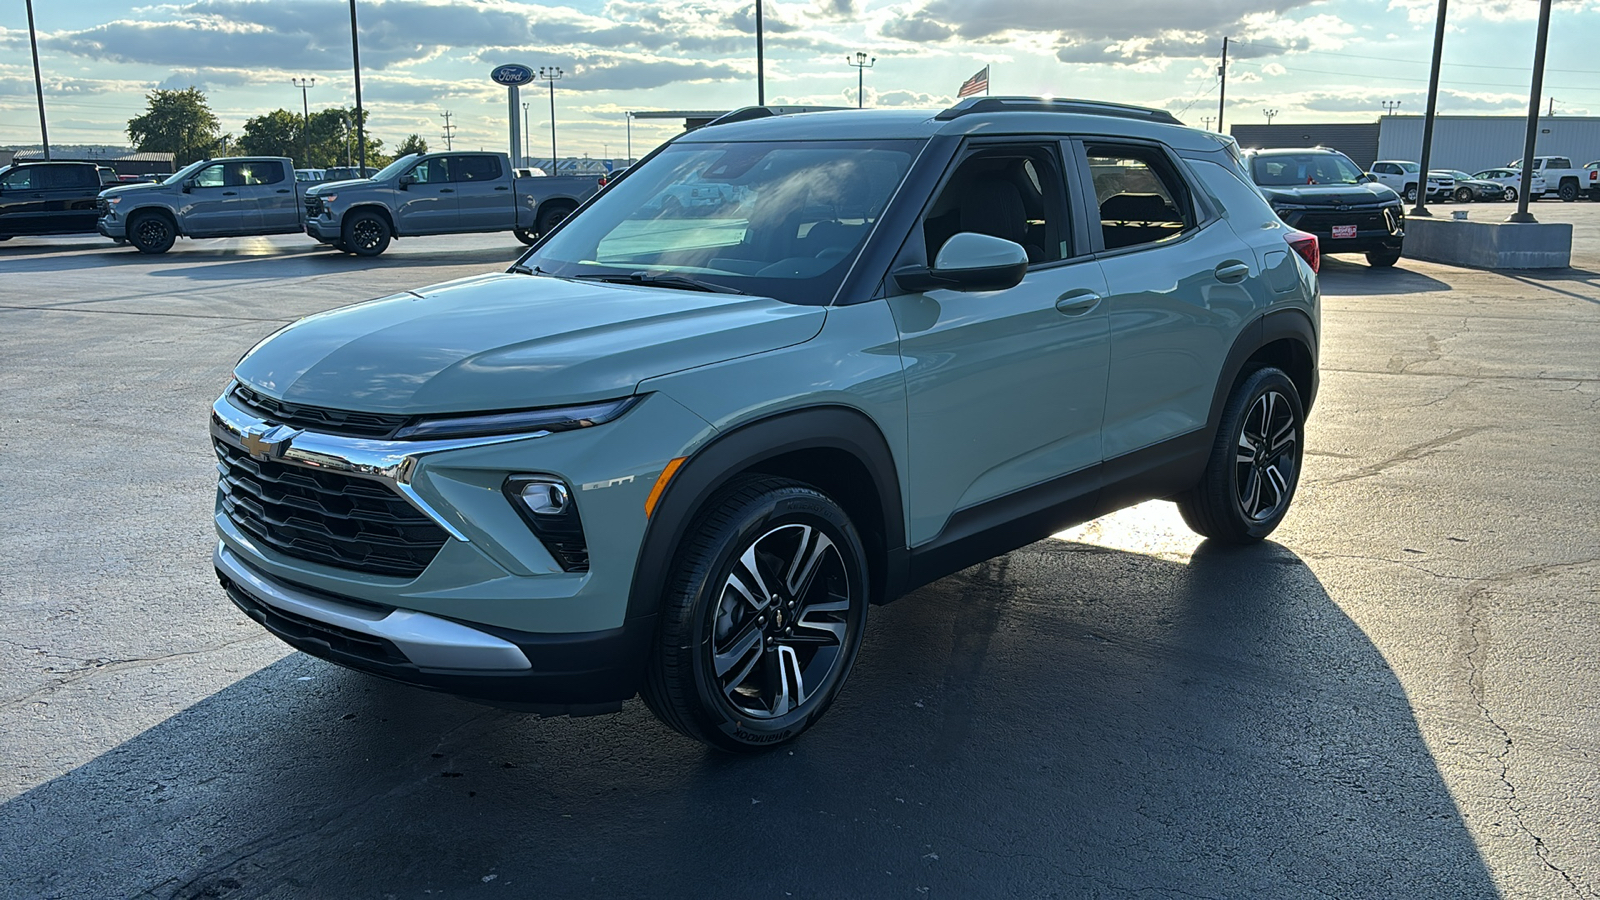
[1245,148,1405,268]
[0,161,107,240]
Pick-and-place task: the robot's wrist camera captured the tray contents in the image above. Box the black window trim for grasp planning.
[1067,135,1216,259]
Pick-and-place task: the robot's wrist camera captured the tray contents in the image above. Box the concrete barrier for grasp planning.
[1404,216,1571,269]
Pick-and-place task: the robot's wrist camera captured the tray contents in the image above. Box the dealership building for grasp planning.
[1231,115,1600,172]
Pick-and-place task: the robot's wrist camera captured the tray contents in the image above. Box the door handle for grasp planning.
[222,191,238,196]
[494,186,509,191]
[439,188,456,193]
[1214,261,1250,283]
[1055,291,1102,315]
[276,189,291,193]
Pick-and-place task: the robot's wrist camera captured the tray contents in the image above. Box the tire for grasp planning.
[1366,248,1401,268]
[1454,187,1473,203]
[1402,184,1419,203]
[128,212,175,254]
[536,205,572,236]
[1558,181,1579,202]
[1175,366,1305,544]
[642,475,870,753]
[1504,187,1517,203]
[342,211,391,256]
[513,227,537,246]
[329,240,349,253]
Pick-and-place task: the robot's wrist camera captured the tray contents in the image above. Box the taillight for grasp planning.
[1285,230,1319,274]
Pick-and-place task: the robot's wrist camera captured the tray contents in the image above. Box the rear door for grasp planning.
[246,161,300,232]
[451,155,513,231]
[1073,139,1263,462]
[396,156,458,233]
[31,165,100,234]
[0,166,46,234]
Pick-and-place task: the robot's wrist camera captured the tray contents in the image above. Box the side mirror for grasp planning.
[182,179,196,193]
[894,232,1029,293]
[397,173,417,189]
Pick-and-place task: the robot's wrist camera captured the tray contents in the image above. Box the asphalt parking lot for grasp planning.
[1,208,1597,899]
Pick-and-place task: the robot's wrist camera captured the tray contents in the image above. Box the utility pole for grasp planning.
[292,77,316,166]
[539,67,563,171]
[1217,37,1229,134]
[349,0,366,172]
[1200,115,1214,131]
[1547,97,1557,116]
[626,112,632,162]
[25,0,49,160]
[1412,0,1447,218]
[756,0,766,105]
[1382,100,1402,116]
[1263,108,1279,125]
[848,52,876,108]
[439,111,456,151]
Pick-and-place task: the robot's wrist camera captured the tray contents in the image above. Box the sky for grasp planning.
[2,0,1598,162]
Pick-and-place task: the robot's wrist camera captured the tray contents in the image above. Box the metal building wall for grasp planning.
[1377,115,1600,172]
[1230,123,1381,168]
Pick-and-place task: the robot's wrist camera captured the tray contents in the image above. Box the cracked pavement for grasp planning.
[1,214,1597,899]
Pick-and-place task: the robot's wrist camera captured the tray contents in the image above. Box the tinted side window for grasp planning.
[1552,158,1571,169]
[411,158,451,183]
[36,166,98,190]
[1,168,33,190]
[1084,143,1195,252]
[454,155,501,182]
[233,161,284,186]
[921,144,1071,265]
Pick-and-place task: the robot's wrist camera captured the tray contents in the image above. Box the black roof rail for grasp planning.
[935,96,1182,126]
[701,105,849,128]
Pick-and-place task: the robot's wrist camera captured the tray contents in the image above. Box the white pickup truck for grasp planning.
[1508,156,1592,202]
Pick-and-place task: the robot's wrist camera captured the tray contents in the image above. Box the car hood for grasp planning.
[99,181,173,199]
[233,273,826,414]
[1260,183,1399,206]
[307,179,371,194]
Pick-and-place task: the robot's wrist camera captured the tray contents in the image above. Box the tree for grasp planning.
[236,109,301,161]
[237,106,385,168]
[395,134,428,157]
[126,87,222,166]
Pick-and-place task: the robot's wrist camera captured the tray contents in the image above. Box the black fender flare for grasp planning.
[624,405,907,622]
[1204,306,1319,439]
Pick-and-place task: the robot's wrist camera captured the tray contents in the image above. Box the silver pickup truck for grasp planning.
[97,157,304,254]
[303,151,599,256]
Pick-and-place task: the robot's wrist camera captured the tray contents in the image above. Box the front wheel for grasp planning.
[128,213,175,254]
[513,227,537,246]
[643,476,869,752]
[1366,248,1401,268]
[342,211,391,257]
[1454,187,1473,203]
[1175,366,1305,543]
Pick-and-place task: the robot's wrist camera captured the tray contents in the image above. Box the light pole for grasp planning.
[755,0,765,104]
[522,101,530,166]
[341,113,352,167]
[349,0,366,172]
[292,77,316,166]
[848,52,875,109]
[25,0,49,160]
[1381,100,1402,116]
[1263,108,1279,126]
[626,112,632,163]
[539,66,563,171]
[1201,115,1215,131]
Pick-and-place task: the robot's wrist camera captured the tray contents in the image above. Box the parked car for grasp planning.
[96,166,120,186]
[0,160,108,240]
[97,156,306,254]
[212,98,1320,751]
[1507,156,1588,202]
[323,166,379,182]
[1470,167,1543,203]
[294,168,326,183]
[1247,147,1405,267]
[303,151,601,254]
[1437,170,1505,203]
[1368,160,1453,202]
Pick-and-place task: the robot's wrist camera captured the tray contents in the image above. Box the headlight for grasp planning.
[108,196,122,205]
[393,396,640,441]
[320,194,337,203]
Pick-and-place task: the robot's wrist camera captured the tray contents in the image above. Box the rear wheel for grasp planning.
[128,213,175,254]
[643,476,869,752]
[342,211,391,257]
[536,204,572,236]
[1558,181,1579,202]
[513,227,537,246]
[1504,187,1518,203]
[1176,366,1305,543]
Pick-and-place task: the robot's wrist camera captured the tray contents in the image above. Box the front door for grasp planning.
[396,157,459,233]
[890,141,1110,546]
[451,154,513,231]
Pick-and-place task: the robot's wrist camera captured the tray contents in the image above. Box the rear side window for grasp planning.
[235,162,285,185]
[454,155,502,181]
[1083,143,1194,252]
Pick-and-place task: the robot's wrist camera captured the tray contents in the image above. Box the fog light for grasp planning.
[518,480,569,515]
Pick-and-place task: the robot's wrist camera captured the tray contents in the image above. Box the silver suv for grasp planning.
[212,98,1320,751]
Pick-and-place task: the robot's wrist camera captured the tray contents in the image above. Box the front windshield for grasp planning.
[1250,153,1365,186]
[518,139,919,305]
[162,160,208,186]
[372,154,419,181]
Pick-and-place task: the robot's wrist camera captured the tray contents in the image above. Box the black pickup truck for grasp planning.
[0,161,109,241]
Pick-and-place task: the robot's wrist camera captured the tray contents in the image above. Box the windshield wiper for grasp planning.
[573,272,746,294]
[509,263,550,276]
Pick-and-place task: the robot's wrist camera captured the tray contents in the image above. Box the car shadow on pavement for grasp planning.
[1319,258,1454,295]
[1502,268,1600,305]
[0,540,1499,899]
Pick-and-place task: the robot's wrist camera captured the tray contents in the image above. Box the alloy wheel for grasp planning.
[351,218,383,251]
[1235,390,1298,522]
[708,523,852,719]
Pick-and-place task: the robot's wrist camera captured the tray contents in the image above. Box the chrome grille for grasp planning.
[305,195,324,217]
[231,385,409,439]
[215,439,447,579]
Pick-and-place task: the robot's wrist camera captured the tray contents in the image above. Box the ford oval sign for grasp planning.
[491,64,536,87]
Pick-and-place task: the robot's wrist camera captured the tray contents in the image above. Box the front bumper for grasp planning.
[97,215,127,239]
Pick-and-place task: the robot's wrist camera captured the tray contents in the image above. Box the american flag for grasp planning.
[957,66,989,98]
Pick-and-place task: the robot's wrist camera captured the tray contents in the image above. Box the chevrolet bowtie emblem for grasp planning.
[240,424,303,461]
